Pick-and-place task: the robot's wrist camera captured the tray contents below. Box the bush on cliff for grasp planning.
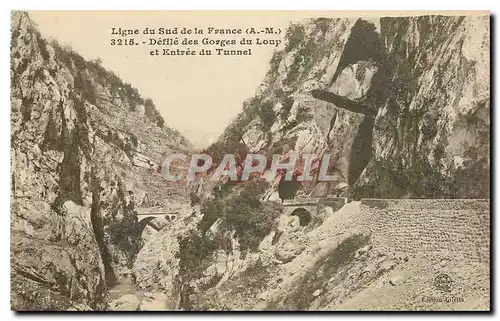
[197,179,282,253]
[177,179,283,297]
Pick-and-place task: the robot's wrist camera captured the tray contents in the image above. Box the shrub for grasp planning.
[239,96,276,132]
[314,18,331,35]
[258,100,276,131]
[144,98,165,128]
[35,32,50,61]
[73,71,97,105]
[129,134,138,147]
[280,96,295,121]
[269,51,282,75]
[202,137,249,168]
[198,198,224,233]
[224,196,282,252]
[176,230,218,280]
[177,180,282,309]
[198,179,282,253]
[50,196,68,217]
[285,23,306,52]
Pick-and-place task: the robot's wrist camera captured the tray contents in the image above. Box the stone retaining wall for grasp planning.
[283,197,347,217]
[359,199,490,263]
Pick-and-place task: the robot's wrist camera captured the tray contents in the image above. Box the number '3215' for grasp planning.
[110,39,136,46]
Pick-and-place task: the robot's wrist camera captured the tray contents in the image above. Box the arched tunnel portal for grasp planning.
[289,207,313,226]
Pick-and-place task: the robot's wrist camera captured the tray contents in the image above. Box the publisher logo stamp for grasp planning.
[421,274,464,304]
[433,273,453,293]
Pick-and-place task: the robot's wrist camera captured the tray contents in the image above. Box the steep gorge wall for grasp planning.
[10,12,190,310]
[168,15,491,311]
[217,15,490,199]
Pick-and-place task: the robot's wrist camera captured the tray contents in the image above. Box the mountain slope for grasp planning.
[10,12,490,311]
[10,11,190,310]
[135,14,490,311]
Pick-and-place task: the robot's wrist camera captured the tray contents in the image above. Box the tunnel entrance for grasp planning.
[278,179,301,200]
[290,208,312,226]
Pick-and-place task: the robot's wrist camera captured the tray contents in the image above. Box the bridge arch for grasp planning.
[290,207,312,226]
[137,216,158,238]
[137,214,177,238]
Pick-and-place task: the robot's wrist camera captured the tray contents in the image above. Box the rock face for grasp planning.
[10,12,190,310]
[132,205,199,309]
[134,14,489,311]
[218,15,489,199]
[10,12,490,312]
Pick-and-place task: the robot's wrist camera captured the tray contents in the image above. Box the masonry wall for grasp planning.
[358,199,490,263]
[283,198,346,217]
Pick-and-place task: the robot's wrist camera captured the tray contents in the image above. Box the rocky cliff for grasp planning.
[10,12,490,311]
[218,15,490,199]
[10,12,190,310]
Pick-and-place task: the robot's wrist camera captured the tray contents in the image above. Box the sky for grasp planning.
[28,11,309,147]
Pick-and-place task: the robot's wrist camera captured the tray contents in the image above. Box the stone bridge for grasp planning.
[282,197,347,226]
[135,207,179,237]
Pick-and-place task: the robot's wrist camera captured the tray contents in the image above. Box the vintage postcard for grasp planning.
[10,10,490,311]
